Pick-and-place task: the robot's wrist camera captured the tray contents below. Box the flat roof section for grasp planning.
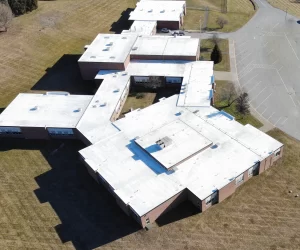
[0,93,93,128]
[130,36,199,57]
[177,61,214,107]
[129,1,185,21]
[76,72,130,144]
[78,34,137,63]
[122,21,157,35]
[135,119,213,170]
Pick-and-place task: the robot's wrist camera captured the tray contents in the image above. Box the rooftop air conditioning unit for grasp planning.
[148,9,153,12]
[103,47,110,51]
[160,9,165,13]
[132,47,138,50]
[30,106,38,111]
[106,42,113,46]
[100,102,107,107]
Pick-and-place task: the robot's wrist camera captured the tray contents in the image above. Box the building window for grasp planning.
[248,167,253,177]
[275,150,281,157]
[205,196,212,206]
[236,174,244,185]
[146,218,150,224]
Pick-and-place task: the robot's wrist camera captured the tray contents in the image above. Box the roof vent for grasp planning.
[113,88,120,93]
[132,46,138,51]
[103,47,110,51]
[30,106,38,111]
[122,36,127,39]
[100,102,107,107]
[110,56,116,59]
[90,56,96,59]
[122,72,128,76]
[106,42,113,46]
[156,136,172,149]
[193,110,199,114]
[104,36,110,39]
[160,9,165,13]
[211,143,220,149]
[95,100,99,103]
[73,108,82,113]
[92,105,97,108]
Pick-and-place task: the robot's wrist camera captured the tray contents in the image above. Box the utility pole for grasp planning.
[200,18,202,33]
[285,8,287,20]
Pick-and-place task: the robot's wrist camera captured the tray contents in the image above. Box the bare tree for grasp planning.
[220,83,237,107]
[0,3,13,32]
[235,92,250,118]
[212,34,220,45]
[216,17,228,29]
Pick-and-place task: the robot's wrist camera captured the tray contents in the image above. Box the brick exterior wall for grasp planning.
[157,21,180,30]
[218,180,236,203]
[137,190,187,228]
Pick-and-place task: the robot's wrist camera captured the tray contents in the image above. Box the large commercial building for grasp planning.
[0,1,284,228]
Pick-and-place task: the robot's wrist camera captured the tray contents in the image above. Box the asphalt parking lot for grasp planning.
[233,3,300,139]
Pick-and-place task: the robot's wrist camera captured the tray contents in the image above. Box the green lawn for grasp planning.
[184,0,256,32]
[120,92,156,117]
[214,80,263,128]
[200,39,230,72]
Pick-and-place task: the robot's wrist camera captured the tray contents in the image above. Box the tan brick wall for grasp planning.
[137,190,187,228]
[218,180,236,203]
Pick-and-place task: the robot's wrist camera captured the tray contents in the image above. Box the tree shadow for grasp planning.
[156,200,199,227]
[0,138,140,249]
[110,8,134,34]
[31,54,96,95]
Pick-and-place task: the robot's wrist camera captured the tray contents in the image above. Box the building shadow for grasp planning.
[156,200,199,227]
[110,8,134,34]
[0,108,5,114]
[0,138,140,249]
[31,54,97,95]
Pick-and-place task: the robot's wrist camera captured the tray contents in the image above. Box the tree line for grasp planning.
[0,0,38,31]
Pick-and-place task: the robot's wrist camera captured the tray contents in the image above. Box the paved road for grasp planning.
[186,0,300,140]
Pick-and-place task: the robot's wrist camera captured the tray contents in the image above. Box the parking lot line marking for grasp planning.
[256,92,272,109]
[280,117,288,125]
[267,49,273,56]
[248,81,262,92]
[267,112,275,120]
[285,33,299,60]
[242,73,259,86]
[274,117,282,126]
[261,106,268,115]
[277,70,297,107]
[272,59,278,65]
[272,23,279,30]
[250,86,267,103]
[237,52,252,65]
[278,65,283,71]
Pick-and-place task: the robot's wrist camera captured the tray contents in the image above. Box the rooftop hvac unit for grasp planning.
[122,36,127,39]
[90,55,96,59]
[106,42,113,46]
[110,56,116,59]
[132,47,138,51]
[104,36,110,39]
[103,47,110,51]
[100,102,107,107]
[160,9,165,13]
[113,88,120,93]
[148,9,153,12]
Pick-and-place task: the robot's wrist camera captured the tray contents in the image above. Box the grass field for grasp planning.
[200,39,230,71]
[0,0,299,249]
[268,0,300,18]
[214,80,263,128]
[184,0,256,32]
[1,130,300,249]
[120,92,156,116]
[0,0,135,108]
